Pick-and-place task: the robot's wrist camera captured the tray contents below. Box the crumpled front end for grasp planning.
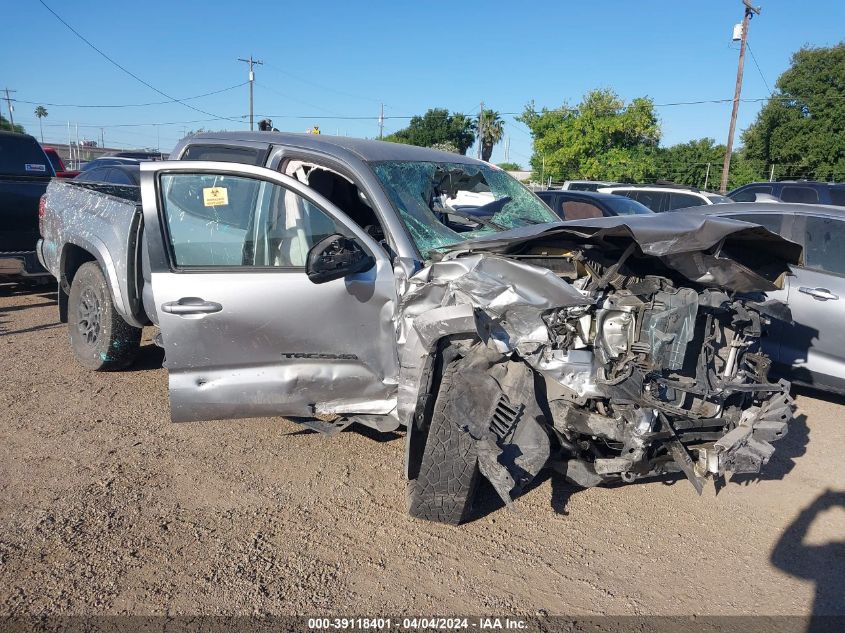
[399,215,799,505]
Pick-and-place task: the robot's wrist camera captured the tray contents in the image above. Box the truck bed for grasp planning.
[39,179,149,326]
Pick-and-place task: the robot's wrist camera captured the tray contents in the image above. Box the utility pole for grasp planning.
[378,103,384,140]
[477,101,484,160]
[237,55,263,131]
[3,88,16,127]
[720,0,761,194]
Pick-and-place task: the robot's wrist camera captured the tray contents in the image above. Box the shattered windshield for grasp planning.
[370,160,559,255]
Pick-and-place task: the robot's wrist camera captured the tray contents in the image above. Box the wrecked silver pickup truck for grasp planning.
[38,132,799,523]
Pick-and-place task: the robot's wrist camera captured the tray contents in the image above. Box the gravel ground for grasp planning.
[1,283,843,617]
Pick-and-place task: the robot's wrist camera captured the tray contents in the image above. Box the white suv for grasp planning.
[597,185,732,212]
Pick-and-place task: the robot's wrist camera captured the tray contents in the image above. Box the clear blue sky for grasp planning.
[2,0,843,166]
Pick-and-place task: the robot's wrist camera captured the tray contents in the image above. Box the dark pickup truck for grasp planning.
[0,131,54,281]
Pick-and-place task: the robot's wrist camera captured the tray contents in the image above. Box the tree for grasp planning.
[741,42,845,182]
[497,162,522,171]
[385,108,476,154]
[657,139,764,191]
[476,109,504,162]
[517,89,660,182]
[430,141,459,154]
[34,105,48,143]
[0,113,24,134]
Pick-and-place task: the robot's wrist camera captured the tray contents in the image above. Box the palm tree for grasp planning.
[34,105,48,143]
[476,109,504,162]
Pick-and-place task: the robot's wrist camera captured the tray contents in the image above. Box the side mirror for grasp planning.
[306,234,375,284]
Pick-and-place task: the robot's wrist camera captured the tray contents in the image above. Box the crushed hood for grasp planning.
[436,214,803,293]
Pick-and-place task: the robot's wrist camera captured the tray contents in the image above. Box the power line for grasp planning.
[254,82,345,116]
[746,42,773,95]
[37,0,241,124]
[261,62,383,105]
[10,83,248,109]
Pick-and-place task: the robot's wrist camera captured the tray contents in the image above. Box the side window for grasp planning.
[803,216,845,275]
[159,173,342,268]
[781,186,819,204]
[829,187,845,206]
[724,213,785,236]
[76,167,109,183]
[181,144,265,165]
[560,199,603,219]
[108,169,134,186]
[731,185,772,202]
[632,191,666,212]
[668,193,705,210]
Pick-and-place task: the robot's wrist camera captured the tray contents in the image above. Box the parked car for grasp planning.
[42,147,80,179]
[110,151,165,161]
[78,156,144,172]
[39,132,796,523]
[74,164,140,186]
[0,131,54,282]
[728,180,845,205]
[680,201,845,394]
[560,180,621,192]
[598,183,732,212]
[536,190,653,219]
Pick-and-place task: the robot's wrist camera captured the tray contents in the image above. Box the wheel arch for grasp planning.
[59,238,141,327]
[400,303,479,480]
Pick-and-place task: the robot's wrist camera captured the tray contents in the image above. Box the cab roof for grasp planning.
[181,131,483,164]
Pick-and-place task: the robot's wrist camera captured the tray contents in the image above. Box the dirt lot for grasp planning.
[1,284,843,618]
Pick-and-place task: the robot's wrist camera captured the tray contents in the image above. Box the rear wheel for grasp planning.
[407,360,481,524]
[68,261,141,370]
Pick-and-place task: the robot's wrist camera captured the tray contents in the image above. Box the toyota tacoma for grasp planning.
[38,132,798,523]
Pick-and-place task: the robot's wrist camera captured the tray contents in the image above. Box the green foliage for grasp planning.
[518,89,660,182]
[0,113,25,134]
[497,162,522,171]
[34,106,48,143]
[742,42,845,181]
[657,139,766,191]
[384,108,476,155]
[476,109,504,162]
[430,141,459,154]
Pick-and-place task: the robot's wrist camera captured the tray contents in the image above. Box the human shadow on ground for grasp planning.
[770,489,845,630]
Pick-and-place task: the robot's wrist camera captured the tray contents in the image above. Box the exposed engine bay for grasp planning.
[400,215,800,507]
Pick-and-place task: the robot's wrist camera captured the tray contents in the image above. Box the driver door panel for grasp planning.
[140,162,399,423]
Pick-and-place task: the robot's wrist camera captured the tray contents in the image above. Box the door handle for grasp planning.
[161,297,223,315]
[798,286,839,301]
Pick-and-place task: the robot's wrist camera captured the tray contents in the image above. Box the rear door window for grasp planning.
[781,186,819,204]
[560,199,603,219]
[181,144,265,166]
[630,191,667,213]
[668,193,705,210]
[108,169,135,186]
[731,185,773,202]
[75,167,110,183]
[829,187,845,206]
[803,216,845,275]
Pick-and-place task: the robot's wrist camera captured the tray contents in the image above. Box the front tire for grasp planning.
[68,261,141,370]
[407,360,481,524]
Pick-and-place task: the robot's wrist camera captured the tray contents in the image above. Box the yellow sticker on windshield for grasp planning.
[203,187,229,207]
